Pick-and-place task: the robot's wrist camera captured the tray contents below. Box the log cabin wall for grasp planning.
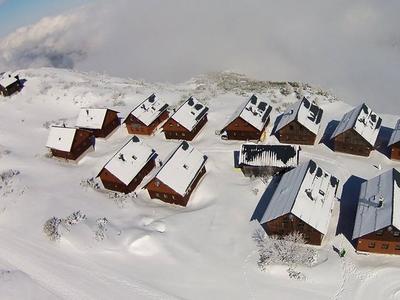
[163,115,208,141]
[91,110,120,138]
[391,142,400,160]
[224,117,266,140]
[278,121,316,145]
[356,226,400,255]
[126,111,169,135]
[51,130,93,160]
[333,129,373,157]
[2,81,22,96]
[262,213,323,245]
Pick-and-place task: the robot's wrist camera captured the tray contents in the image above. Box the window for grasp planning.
[182,133,186,137]
[235,123,239,127]
[395,244,400,250]
[376,230,384,236]
[172,195,175,200]
[155,193,160,197]
[381,243,389,250]
[368,242,375,248]
[394,231,400,237]
[163,194,168,199]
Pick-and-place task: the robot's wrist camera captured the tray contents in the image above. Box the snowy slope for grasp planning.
[0,68,400,299]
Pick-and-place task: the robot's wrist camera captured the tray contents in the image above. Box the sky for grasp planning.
[0,0,399,113]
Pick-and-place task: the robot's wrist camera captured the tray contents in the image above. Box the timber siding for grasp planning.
[83,110,120,138]
[277,120,316,145]
[333,128,373,157]
[262,213,324,245]
[146,166,206,206]
[356,226,400,255]
[223,117,267,141]
[99,158,156,194]
[126,110,169,135]
[163,115,208,141]
[0,80,22,96]
[391,142,400,161]
[50,129,94,160]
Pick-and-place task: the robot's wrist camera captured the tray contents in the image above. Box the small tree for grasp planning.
[43,217,62,241]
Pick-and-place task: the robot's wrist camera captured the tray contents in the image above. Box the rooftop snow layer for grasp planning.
[275,97,323,135]
[260,160,339,235]
[155,141,207,196]
[222,95,273,131]
[388,119,400,147]
[352,168,400,239]
[127,94,169,126]
[101,136,157,186]
[331,103,382,146]
[46,126,77,152]
[239,144,299,168]
[76,108,109,129]
[170,97,209,131]
[0,73,18,87]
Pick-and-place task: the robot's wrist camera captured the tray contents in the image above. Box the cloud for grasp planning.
[0,0,399,113]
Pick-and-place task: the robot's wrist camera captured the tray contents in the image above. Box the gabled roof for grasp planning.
[260,160,339,235]
[46,126,77,152]
[100,136,157,186]
[0,73,18,88]
[388,119,400,147]
[353,168,400,239]
[150,141,207,196]
[222,95,273,131]
[126,94,169,126]
[275,97,323,135]
[76,108,117,130]
[239,144,300,168]
[169,97,209,131]
[331,103,382,147]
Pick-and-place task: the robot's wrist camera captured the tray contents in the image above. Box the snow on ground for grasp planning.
[0,68,400,299]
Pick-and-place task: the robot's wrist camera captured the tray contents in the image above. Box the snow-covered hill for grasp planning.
[0,68,400,299]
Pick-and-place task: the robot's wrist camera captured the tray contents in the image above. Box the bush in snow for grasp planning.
[95,217,109,241]
[80,177,101,190]
[62,210,86,231]
[253,229,317,277]
[43,217,62,241]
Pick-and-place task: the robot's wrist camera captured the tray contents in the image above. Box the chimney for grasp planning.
[119,154,126,162]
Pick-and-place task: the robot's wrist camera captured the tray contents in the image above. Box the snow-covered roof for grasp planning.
[76,108,112,130]
[388,119,400,147]
[331,103,382,147]
[239,144,299,168]
[222,95,273,131]
[170,97,209,131]
[154,141,207,196]
[260,160,339,235]
[352,168,400,239]
[101,136,157,186]
[126,94,169,126]
[275,97,323,135]
[0,73,18,88]
[46,126,77,152]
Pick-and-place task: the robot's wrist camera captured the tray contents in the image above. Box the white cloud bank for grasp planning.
[0,0,399,112]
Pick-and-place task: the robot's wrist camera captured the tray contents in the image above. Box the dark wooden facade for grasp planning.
[98,158,156,194]
[125,110,169,135]
[79,110,120,138]
[391,142,400,161]
[277,120,316,145]
[241,166,292,177]
[356,226,400,255]
[163,115,208,141]
[333,129,373,157]
[262,213,324,246]
[146,166,206,206]
[50,129,94,161]
[222,117,268,141]
[0,77,22,97]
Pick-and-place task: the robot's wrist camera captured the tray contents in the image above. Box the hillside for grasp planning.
[0,68,400,300]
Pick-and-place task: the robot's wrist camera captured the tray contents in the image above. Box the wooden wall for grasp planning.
[277,121,316,145]
[356,226,400,255]
[262,213,324,246]
[163,115,208,141]
[391,142,400,161]
[223,117,266,141]
[88,110,120,138]
[333,129,373,157]
[51,129,93,160]
[125,111,169,135]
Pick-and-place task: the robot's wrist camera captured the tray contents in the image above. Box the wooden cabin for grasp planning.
[330,103,381,157]
[46,126,94,160]
[76,108,120,138]
[145,141,207,206]
[238,144,300,177]
[124,94,169,135]
[97,136,157,194]
[220,95,273,141]
[162,97,208,141]
[257,160,339,245]
[274,97,323,145]
[388,119,400,160]
[353,169,400,255]
[0,73,22,96]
